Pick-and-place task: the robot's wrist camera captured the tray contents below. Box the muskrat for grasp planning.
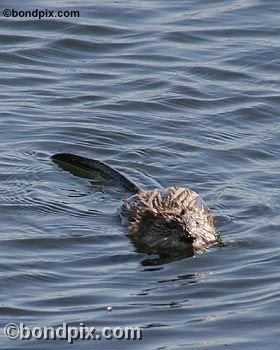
[52,153,218,256]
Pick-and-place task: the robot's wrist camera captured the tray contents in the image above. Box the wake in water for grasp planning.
[52,153,219,258]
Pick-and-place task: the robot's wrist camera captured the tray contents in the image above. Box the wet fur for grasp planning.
[52,153,218,256]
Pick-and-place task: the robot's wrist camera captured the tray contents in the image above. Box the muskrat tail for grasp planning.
[51,153,141,194]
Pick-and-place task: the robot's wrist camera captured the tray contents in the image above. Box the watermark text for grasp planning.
[3,8,80,20]
[4,323,142,343]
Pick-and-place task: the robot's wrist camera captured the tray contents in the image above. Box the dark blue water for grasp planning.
[0,1,279,349]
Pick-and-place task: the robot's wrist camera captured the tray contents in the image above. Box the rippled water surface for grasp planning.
[0,0,279,349]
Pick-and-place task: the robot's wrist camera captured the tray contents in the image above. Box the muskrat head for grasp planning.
[122,187,218,257]
[129,209,195,255]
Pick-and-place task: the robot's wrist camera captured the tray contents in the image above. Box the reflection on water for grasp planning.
[0,0,279,349]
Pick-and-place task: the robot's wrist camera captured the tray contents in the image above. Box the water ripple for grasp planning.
[0,1,279,349]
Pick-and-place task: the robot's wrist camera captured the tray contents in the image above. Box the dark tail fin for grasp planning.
[51,153,141,194]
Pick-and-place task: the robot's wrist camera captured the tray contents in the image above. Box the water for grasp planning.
[0,0,279,349]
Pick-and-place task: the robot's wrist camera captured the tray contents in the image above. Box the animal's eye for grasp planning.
[181,209,186,215]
